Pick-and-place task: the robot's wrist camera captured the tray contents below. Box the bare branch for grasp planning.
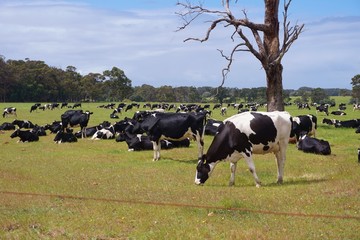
[276,0,304,63]
[183,19,228,42]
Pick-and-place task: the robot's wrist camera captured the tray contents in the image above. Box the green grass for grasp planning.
[0,99,360,239]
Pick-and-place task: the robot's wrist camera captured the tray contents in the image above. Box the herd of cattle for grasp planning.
[1,102,360,186]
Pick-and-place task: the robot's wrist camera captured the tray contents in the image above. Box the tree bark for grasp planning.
[265,63,284,111]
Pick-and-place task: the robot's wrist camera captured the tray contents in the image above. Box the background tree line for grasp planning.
[0,55,355,104]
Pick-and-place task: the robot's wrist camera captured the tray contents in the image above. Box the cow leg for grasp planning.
[244,155,261,187]
[274,149,286,184]
[152,141,161,161]
[195,131,204,159]
[229,162,237,186]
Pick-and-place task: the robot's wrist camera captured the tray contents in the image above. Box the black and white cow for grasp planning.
[334,119,360,128]
[0,122,15,130]
[91,127,115,140]
[204,119,222,136]
[291,114,317,140]
[322,118,337,126]
[358,148,360,163]
[61,110,93,138]
[54,128,78,143]
[316,105,329,116]
[10,129,39,142]
[133,111,207,160]
[44,121,62,134]
[195,111,293,187]
[12,120,35,129]
[31,125,47,136]
[116,130,174,151]
[331,111,346,116]
[297,133,331,155]
[3,107,17,118]
[30,104,40,113]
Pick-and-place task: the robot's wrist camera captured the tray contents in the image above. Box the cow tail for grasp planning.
[289,116,295,138]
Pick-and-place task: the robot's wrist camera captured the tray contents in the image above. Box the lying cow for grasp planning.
[54,128,78,143]
[91,128,115,140]
[297,133,331,155]
[331,111,346,116]
[195,111,293,187]
[10,129,39,142]
[12,119,35,129]
[205,119,223,136]
[334,119,360,128]
[116,126,174,151]
[0,122,15,130]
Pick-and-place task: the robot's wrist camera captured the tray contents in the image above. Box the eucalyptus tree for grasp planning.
[177,0,304,111]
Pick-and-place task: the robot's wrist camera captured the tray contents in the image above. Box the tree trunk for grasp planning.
[265,63,284,111]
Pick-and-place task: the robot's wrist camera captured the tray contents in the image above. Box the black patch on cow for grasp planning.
[248,112,277,146]
[206,121,252,162]
[263,145,270,151]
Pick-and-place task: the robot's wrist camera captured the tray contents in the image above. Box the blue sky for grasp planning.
[1,0,359,89]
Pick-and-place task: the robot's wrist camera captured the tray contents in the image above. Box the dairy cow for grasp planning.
[195,111,293,187]
[61,110,93,138]
[10,129,39,142]
[133,111,207,161]
[291,114,317,140]
[297,133,331,155]
[3,107,17,118]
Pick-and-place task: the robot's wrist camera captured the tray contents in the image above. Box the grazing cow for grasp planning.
[195,111,293,187]
[213,103,221,110]
[331,111,346,116]
[12,120,35,129]
[334,119,360,128]
[61,102,68,108]
[72,103,82,109]
[353,104,360,111]
[220,107,227,116]
[297,133,331,155]
[316,105,329,116]
[0,122,15,130]
[133,111,207,161]
[10,129,39,142]
[291,114,317,140]
[54,128,78,143]
[3,107,17,118]
[30,104,39,113]
[61,110,93,138]
[205,119,222,136]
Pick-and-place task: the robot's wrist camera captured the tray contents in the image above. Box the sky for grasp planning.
[1,0,359,90]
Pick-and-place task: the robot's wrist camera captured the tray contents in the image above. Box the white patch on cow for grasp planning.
[136,134,142,142]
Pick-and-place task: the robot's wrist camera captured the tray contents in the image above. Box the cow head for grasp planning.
[10,129,20,138]
[195,155,211,185]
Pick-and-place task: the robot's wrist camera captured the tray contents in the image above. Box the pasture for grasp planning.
[1,99,359,239]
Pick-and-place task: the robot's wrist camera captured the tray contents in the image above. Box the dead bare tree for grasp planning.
[176,0,304,111]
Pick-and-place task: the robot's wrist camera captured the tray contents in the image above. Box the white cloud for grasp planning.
[0,1,359,89]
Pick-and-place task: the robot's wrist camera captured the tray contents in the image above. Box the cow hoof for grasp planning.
[228,182,235,187]
[277,179,283,184]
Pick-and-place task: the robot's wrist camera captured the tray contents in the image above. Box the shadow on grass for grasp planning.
[162,157,199,164]
[266,178,327,187]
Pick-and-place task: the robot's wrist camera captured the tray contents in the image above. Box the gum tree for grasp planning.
[177,0,304,111]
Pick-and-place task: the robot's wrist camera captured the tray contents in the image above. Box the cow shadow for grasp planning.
[162,157,199,164]
[266,178,327,187]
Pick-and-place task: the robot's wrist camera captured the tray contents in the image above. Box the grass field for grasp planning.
[0,99,359,239]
